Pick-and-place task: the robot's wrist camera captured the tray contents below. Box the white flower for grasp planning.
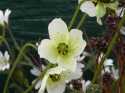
[79,0,118,25]
[103,59,114,73]
[38,18,86,71]
[31,63,83,93]
[112,68,119,80]
[0,51,10,71]
[81,80,91,93]
[77,51,90,62]
[120,26,125,35]
[98,53,113,65]
[98,53,114,73]
[104,59,113,66]
[98,54,119,80]
[0,9,11,26]
[30,67,42,89]
[116,7,125,17]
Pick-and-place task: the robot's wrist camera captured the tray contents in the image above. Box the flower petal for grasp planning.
[38,74,49,93]
[104,59,113,66]
[77,52,89,62]
[0,51,3,58]
[30,67,41,76]
[0,10,4,25]
[97,17,103,25]
[120,26,125,35]
[116,7,125,17]
[35,80,42,90]
[112,68,119,80]
[69,29,86,57]
[85,80,91,87]
[38,39,58,64]
[81,80,91,92]
[80,1,96,17]
[69,63,83,80]
[57,56,77,72]
[48,18,69,43]
[4,51,9,61]
[4,9,11,23]
[47,80,66,93]
[48,66,65,75]
[96,3,106,18]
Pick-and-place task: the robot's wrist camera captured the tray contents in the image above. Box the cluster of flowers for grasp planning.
[33,18,87,93]
[0,9,11,71]
[0,0,125,93]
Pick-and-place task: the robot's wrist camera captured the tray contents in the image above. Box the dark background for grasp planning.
[0,0,105,43]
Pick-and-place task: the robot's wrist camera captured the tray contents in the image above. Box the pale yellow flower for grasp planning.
[38,18,86,71]
[31,63,84,93]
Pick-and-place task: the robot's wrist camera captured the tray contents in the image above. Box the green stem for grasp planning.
[92,32,119,83]
[77,14,87,29]
[7,26,20,50]
[7,26,34,66]
[68,6,80,30]
[23,80,38,93]
[2,26,6,37]
[0,36,12,56]
[77,14,94,54]
[68,0,85,30]
[3,43,37,93]
[92,13,125,83]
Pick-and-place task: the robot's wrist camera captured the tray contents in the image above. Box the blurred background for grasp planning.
[0,0,104,43]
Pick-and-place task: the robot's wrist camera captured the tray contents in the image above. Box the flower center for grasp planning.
[57,43,69,55]
[49,74,61,82]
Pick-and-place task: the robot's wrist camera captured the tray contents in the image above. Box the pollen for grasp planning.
[49,74,61,82]
[57,43,69,55]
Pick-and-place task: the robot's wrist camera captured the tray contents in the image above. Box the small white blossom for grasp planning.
[36,42,39,47]
[120,26,125,35]
[98,53,113,73]
[77,51,90,62]
[103,59,114,73]
[112,68,119,80]
[31,63,84,93]
[79,0,118,25]
[0,9,11,26]
[98,53,119,80]
[116,7,125,17]
[117,7,125,36]
[81,80,91,93]
[30,67,42,90]
[0,51,10,71]
[38,18,86,71]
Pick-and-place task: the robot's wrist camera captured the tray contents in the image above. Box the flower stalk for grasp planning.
[0,36,12,57]
[3,43,37,93]
[92,13,125,83]
[68,0,85,30]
